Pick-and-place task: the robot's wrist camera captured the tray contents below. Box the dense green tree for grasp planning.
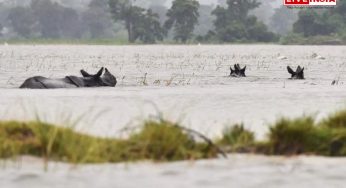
[164,0,200,43]
[223,0,260,21]
[293,11,317,37]
[211,0,276,42]
[109,0,143,42]
[31,0,63,38]
[7,7,37,38]
[250,0,276,25]
[134,9,165,43]
[334,0,346,17]
[324,0,346,34]
[4,0,85,39]
[195,4,215,36]
[0,3,10,30]
[31,0,83,38]
[292,0,346,37]
[82,0,115,38]
[109,0,165,43]
[293,10,336,37]
[269,6,298,35]
[60,7,83,38]
[149,4,168,24]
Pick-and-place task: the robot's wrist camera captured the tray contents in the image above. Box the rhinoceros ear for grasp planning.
[80,70,91,77]
[95,67,104,77]
[287,66,295,75]
[297,67,304,78]
[297,67,304,74]
[241,66,246,73]
[296,66,302,73]
[236,64,241,70]
[105,68,110,74]
[230,67,234,75]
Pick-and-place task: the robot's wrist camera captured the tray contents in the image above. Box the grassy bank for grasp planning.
[0,120,217,164]
[2,109,346,164]
[220,110,346,156]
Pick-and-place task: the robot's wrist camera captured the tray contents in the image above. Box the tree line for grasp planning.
[0,0,345,44]
[1,0,115,40]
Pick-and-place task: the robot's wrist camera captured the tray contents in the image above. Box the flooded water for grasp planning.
[0,45,346,138]
[1,154,346,188]
[0,45,346,187]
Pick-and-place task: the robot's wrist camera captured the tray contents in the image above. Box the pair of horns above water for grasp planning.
[229,64,305,80]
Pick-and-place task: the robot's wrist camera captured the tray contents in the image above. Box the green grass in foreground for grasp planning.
[218,124,255,152]
[0,120,217,164]
[2,109,346,164]
[264,112,346,156]
[220,111,346,156]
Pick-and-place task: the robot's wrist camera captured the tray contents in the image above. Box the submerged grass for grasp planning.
[0,120,217,164]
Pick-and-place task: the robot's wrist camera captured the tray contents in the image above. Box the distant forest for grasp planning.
[0,0,345,44]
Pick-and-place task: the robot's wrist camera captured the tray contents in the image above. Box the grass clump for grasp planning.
[318,110,346,156]
[257,113,346,156]
[0,121,41,159]
[126,120,217,161]
[218,124,255,152]
[265,117,322,155]
[0,121,112,163]
[217,112,346,157]
[0,120,218,164]
[320,110,346,129]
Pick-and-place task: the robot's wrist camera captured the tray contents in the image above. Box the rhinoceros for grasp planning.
[20,67,117,89]
[230,64,246,77]
[287,66,304,80]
